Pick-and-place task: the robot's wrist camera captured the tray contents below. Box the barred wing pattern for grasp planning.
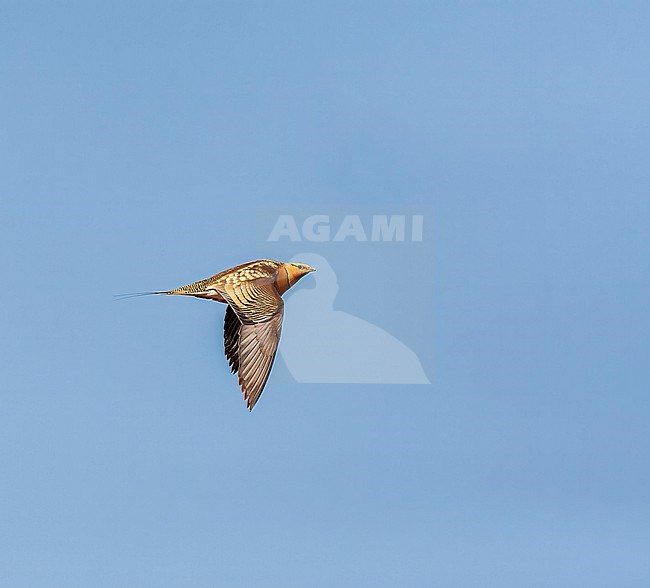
[236,313,283,410]
[219,281,284,410]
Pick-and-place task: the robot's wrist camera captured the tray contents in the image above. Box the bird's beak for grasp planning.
[305,265,316,273]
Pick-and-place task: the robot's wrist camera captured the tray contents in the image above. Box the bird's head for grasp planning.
[290,262,316,274]
[282,261,316,288]
[290,261,315,277]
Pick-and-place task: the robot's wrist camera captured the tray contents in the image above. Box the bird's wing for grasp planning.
[223,304,241,374]
[219,281,284,410]
[236,312,283,410]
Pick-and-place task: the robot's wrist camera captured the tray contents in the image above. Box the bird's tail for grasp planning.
[115,275,218,301]
[166,276,216,296]
[115,278,216,300]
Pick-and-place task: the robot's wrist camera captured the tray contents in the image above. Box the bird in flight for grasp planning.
[121,260,315,410]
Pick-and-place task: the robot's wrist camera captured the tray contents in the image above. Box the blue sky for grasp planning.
[1,2,649,587]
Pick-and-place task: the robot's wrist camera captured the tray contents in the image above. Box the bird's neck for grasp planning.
[275,264,304,295]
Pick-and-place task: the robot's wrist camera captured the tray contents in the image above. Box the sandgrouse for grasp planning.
[125,260,315,410]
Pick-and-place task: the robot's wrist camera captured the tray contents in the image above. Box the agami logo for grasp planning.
[259,208,432,385]
[267,214,424,242]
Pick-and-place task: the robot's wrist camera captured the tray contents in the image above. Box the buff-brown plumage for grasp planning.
[162,259,315,410]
